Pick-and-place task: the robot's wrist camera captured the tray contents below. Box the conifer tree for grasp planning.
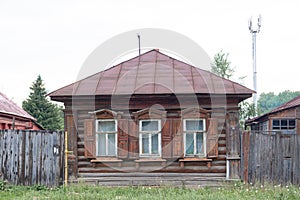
[22,75,64,130]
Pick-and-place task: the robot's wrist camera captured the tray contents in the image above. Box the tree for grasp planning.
[22,75,64,130]
[211,50,235,79]
[211,50,255,128]
[257,90,300,115]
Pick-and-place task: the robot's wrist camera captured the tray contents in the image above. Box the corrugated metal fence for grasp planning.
[241,131,300,185]
[0,130,64,186]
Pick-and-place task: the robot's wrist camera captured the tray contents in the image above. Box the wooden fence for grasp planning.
[241,131,300,185]
[0,130,64,186]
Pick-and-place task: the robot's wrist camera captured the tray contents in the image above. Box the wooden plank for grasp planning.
[161,119,172,158]
[84,119,96,158]
[19,131,26,185]
[128,119,139,159]
[242,131,250,183]
[16,131,22,185]
[118,119,129,158]
[52,132,58,186]
[0,130,4,178]
[172,118,182,158]
[31,131,38,184]
[293,135,300,184]
[8,130,13,181]
[24,131,32,185]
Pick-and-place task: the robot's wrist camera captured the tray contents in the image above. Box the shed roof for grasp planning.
[246,95,300,124]
[0,92,36,121]
[49,49,254,97]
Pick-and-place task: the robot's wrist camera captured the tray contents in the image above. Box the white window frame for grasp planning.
[183,119,206,157]
[139,119,161,157]
[95,119,118,157]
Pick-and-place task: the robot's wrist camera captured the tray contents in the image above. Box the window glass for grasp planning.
[141,121,159,131]
[98,121,116,132]
[196,133,204,154]
[107,134,116,156]
[151,134,159,154]
[273,120,279,126]
[185,133,194,155]
[97,134,106,156]
[142,134,150,154]
[289,120,296,129]
[186,120,203,131]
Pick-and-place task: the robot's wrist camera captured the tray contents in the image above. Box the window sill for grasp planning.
[90,158,123,167]
[179,158,212,168]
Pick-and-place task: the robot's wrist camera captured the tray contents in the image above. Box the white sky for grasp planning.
[0,0,299,106]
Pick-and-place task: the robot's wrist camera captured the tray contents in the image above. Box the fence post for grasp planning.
[226,111,240,180]
[241,131,250,183]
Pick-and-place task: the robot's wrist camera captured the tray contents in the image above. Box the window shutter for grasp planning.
[162,119,172,158]
[118,119,129,158]
[172,118,183,158]
[207,118,218,158]
[84,119,95,158]
[66,115,77,157]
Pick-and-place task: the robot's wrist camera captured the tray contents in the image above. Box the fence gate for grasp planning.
[0,130,64,186]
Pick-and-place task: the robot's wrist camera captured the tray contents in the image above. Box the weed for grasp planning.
[0,179,8,191]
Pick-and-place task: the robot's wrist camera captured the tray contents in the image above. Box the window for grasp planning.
[139,120,161,157]
[95,120,117,156]
[184,119,206,157]
[259,121,268,132]
[272,119,296,134]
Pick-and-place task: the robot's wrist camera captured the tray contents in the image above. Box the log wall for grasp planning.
[62,95,241,179]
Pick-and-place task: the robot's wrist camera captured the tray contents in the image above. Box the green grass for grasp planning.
[0,181,300,200]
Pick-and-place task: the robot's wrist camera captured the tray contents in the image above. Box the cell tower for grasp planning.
[248,15,262,111]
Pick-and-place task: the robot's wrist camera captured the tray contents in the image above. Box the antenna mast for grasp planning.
[137,33,141,56]
[248,14,262,113]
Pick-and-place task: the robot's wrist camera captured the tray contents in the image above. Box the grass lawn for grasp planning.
[1,181,300,200]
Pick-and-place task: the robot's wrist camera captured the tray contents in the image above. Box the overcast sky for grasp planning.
[1,0,299,106]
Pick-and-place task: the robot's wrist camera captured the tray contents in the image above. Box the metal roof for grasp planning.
[49,49,254,97]
[0,92,36,120]
[270,95,300,113]
[246,95,300,124]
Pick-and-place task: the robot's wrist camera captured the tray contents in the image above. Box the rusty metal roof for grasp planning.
[49,49,254,97]
[270,95,300,113]
[0,92,36,120]
[246,95,300,124]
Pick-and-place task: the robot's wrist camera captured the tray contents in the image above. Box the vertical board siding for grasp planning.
[0,130,64,186]
[241,132,300,186]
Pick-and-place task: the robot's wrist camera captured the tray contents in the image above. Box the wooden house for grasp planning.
[246,95,300,134]
[49,49,254,183]
[0,92,42,130]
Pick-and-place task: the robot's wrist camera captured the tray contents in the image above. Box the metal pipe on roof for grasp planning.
[137,34,141,56]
